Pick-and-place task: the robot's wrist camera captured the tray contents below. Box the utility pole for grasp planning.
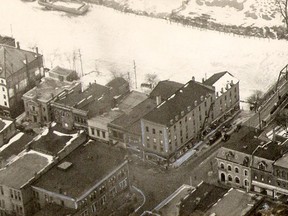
[133,60,137,89]
[78,49,84,77]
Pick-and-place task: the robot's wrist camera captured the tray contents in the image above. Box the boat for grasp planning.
[38,0,89,15]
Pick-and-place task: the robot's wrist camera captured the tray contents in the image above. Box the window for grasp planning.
[2,87,4,91]
[146,136,150,142]
[244,179,249,187]
[3,95,5,99]
[146,126,149,132]
[10,189,13,199]
[228,175,232,181]
[153,138,156,143]
[91,128,95,135]
[102,131,106,139]
[235,177,240,184]
[152,129,155,134]
[159,130,162,134]
[97,130,100,137]
[185,116,187,122]
[228,165,232,171]
[0,186,3,195]
[4,102,7,106]
[32,106,35,111]
[235,167,239,173]
[220,163,224,169]
[244,170,248,176]
[119,179,127,190]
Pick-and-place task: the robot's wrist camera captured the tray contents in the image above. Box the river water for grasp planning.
[1,0,288,100]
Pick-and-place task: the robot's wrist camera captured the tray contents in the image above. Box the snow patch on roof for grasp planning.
[0,132,24,152]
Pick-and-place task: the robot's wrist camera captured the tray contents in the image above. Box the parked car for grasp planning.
[208,131,222,145]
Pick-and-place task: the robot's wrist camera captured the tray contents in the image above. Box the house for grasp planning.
[273,154,288,197]
[106,77,129,101]
[32,140,131,216]
[22,76,80,124]
[0,43,44,118]
[0,117,16,147]
[141,72,239,165]
[0,149,54,216]
[87,91,148,143]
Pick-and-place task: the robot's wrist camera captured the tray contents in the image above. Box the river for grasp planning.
[1,0,288,101]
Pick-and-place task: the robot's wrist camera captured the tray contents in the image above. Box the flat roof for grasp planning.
[49,66,76,77]
[23,78,78,102]
[33,140,127,199]
[0,150,53,189]
[88,110,123,128]
[118,91,148,114]
[30,126,84,156]
[205,189,261,216]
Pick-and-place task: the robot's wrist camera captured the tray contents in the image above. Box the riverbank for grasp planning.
[85,0,288,40]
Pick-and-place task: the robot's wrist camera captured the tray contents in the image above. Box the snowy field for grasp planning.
[0,0,288,102]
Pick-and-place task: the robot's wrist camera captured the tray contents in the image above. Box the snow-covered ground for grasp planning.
[0,0,288,102]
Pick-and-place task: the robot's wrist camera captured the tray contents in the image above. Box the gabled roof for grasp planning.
[143,80,214,126]
[0,44,42,79]
[203,71,228,86]
[106,77,128,89]
[149,80,183,100]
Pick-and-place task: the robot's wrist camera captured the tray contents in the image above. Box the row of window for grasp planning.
[91,128,106,139]
[224,174,249,186]
[12,203,23,215]
[10,189,22,201]
[220,163,248,176]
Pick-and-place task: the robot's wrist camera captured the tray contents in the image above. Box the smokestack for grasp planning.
[202,78,205,83]
[35,47,39,55]
[192,76,195,82]
[16,42,20,49]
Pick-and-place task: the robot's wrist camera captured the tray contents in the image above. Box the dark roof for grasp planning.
[143,80,214,126]
[49,66,76,77]
[106,77,128,89]
[33,203,76,216]
[0,44,42,79]
[203,71,227,86]
[179,182,228,215]
[253,140,288,161]
[149,80,183,100]
[54,83,110,109]
[222,126,263,155]
[110,98,156,135]
[33,141,127,199]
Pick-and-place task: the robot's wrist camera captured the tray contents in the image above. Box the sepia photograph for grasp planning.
[0,0,288,215]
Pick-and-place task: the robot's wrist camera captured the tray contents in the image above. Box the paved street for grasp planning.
[129,142,221,215]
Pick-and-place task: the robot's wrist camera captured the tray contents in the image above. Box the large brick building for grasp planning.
[0,43,44,118]
[141,72,239,164]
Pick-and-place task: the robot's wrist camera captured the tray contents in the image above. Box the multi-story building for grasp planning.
[32,141,131,216]
[0,43,44,118]
[22,69,80,124]
[141,72,239,164]
[51,77,129,131]
[0,150,53,216]
[273,154,288,197]
[216,126,263,190]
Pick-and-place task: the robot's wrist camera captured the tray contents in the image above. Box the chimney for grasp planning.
[221,88,224,93]
[16,42,20,49]
[194,100,197,106]
[35,47,39,55]
[231,80,233,85]
[201,95,204,101]
[226,83,229,90]
[202,78,205,83]
[156,95,162,105]
[216,92,219,98]
[192,76,195,82]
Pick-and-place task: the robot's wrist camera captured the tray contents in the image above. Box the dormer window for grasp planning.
[187,106,191,112]
[258,161,267,171]
[181,111,185,116]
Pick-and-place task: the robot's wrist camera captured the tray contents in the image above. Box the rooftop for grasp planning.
[0,44,42,79]
[179,182,228,216]
[205,188,261,216]
[49,66,76,77]
[87,110,123,128]
[118,91,148,114]
[33,140,127,199]
[54,82,110,110]
[23,78,79,103]
[0,117,13,134]
[106,77,128,89]
[143,80,214,126]
[149,80,183,100]
[274,153,288,168]
[0,150,53,189]
[222,126,263,155]
[248,199,288,216]
[30,126,84,156]
[110,98,156,135]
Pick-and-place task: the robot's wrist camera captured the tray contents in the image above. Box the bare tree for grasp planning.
[144,73,159,87]
[275,0,288,32]
[247,90,263,110]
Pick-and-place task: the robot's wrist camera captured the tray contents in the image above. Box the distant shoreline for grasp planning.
[85,0,288,40]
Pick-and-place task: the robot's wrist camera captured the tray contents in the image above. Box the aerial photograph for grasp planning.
[1,0,288,215]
